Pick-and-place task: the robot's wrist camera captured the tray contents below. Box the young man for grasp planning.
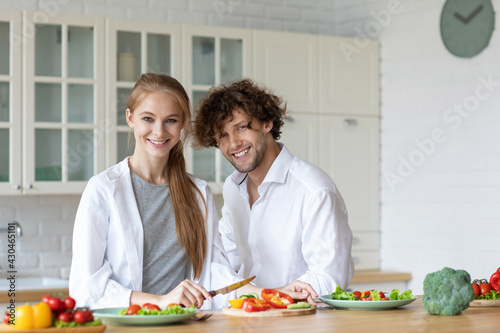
[193,79,354,300]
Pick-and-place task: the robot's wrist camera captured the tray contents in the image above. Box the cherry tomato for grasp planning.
[48,297,63,313]
[352,291,361,299]
[479,280,491,296]
[57,312,71,323]
[73,310,86,324]
[472,282,480,298]
[41,295,52,304]
[143,303,160,311]
[126,304,141,315]
[3,312,10,325]
[84,309,94,322]
[64,297,76,310]
[379,291,386,299]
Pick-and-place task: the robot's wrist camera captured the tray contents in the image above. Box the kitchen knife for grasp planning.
[208,276,256,297]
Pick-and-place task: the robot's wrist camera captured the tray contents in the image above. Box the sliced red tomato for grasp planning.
[143,303,160,311]
[352,291,362,299]
[379,291,386,299]
[126,304,141,315]
[242,298,270,312]
[261,289,294,309]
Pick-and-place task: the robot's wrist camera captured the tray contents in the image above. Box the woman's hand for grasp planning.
[158,279,213,309]
[276,280,318,306]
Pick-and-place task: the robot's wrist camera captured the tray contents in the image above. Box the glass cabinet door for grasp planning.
[184,25,251,189]
[0,10,22,195]
[23,11,104,194]
[106,19,181,167]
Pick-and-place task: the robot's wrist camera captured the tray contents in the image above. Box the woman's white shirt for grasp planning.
[69,157,240,309]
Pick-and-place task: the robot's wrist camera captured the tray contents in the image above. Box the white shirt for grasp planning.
[69,157,240,309]
[220,144,354,296]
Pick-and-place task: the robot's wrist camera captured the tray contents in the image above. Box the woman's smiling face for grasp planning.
[126,92,184,160]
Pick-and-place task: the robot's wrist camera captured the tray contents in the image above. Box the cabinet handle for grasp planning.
[343,118,358,127]
[15,184,21,190]
[285,116,295,122]
[28,184,33,189]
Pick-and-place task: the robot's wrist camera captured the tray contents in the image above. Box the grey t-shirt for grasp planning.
[130,171,188,295]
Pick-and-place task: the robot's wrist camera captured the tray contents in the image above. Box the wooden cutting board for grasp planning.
[222,306,316,317]
[469,299,500,307]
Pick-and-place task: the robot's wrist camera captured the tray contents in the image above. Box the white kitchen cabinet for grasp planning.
[0,11,105,195]
[0,10,22,195]
[105,18,181,167]
[253,30,318,114]
[320,36,379,116]
[182,24,252,191]
[319,115,380,269]
[279,113,318,165]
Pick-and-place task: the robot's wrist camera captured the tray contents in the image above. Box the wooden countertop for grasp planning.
[350,270,412,284]
[1,297,498,332]
[0,288,69,303]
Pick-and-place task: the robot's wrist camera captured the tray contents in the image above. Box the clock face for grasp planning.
[440,0,495,58]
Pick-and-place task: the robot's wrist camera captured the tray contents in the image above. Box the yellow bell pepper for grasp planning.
[32,302,52,329]
[12,304,33,330]
[229,299,245,309]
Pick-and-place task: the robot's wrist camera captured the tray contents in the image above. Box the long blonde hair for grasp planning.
[127,73,207,279]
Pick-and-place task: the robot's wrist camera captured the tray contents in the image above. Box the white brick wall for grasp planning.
[0,1,335,280]
[335,0,500,294]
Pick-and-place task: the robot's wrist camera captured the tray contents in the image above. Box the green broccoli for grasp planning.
[422,267,475,316]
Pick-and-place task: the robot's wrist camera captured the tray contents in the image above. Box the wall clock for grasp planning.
[440,0,495,58]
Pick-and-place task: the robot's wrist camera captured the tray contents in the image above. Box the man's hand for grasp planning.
[277,280,318,306]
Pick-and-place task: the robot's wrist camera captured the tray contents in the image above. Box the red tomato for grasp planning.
[42,295,52,304]
[48,297,63,313]
[472,283,480,298]
[261,289,294,309]
[57,312,71,323]
[352,291,361,299]
[143,303,160,311]
[73,310,86,324]
[361,296,372,301]
[379,291,386,299]
[84,309,94,322]
[126,304,141,315]
[3,312,10,325]
[166,303,178,309]
[63,297,76,310]
[479,281,491,296]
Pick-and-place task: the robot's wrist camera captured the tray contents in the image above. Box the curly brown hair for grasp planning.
[193,78,287,148]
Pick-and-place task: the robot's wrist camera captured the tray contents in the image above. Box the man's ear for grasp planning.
[126,109,134,128]
[264,120,273,133]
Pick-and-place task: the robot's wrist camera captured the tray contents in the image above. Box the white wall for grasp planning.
[335,0,500,294]
[0,0,335,280]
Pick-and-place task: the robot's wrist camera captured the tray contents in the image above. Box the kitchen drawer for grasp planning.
[352,250,379,270]
[352,231,379,251]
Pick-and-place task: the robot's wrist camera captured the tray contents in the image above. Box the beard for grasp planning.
[229,135,267,174]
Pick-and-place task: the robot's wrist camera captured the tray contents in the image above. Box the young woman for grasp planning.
[69,73,241,310]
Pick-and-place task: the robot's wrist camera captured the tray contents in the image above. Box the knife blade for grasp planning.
[208,276,256,297]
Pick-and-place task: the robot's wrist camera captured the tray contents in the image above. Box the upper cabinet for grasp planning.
[253,30,318,114]
[105,18,181,167]
[0,10,22,195]
[0,11,105,195]
[182,25,252,190]
[320,36,379,116]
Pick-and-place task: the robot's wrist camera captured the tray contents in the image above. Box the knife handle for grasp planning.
[209,290,217,297]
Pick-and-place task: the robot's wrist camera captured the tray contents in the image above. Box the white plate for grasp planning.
[319,295,417,310]
[93,307,198,326]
